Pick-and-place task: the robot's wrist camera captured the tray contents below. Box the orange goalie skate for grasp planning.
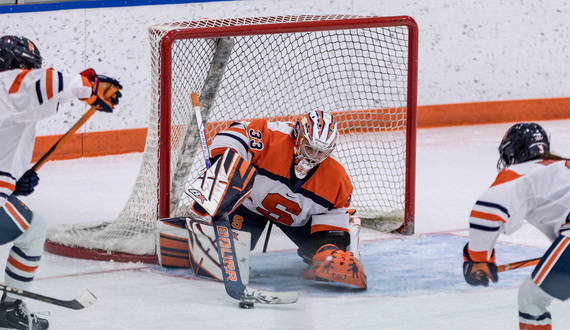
[304,244,367,290]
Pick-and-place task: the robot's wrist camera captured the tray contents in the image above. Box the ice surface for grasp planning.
[5,120,570,329]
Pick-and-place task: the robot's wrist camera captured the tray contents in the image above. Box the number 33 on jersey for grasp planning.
[209,119,353,230]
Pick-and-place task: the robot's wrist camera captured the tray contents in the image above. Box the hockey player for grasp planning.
[0,35,122,329]
[462,122,570,330]
[200,110,367,289]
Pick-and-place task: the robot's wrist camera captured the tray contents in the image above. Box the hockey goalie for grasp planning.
[158,110,367,290]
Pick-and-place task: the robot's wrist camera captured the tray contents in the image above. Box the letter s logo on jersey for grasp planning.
[256,193,301,226]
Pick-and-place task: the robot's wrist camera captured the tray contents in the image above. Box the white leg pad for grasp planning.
[156,218,191,268]
[347,208,362,260]
[157,218,250,284]
[187,219,250,284]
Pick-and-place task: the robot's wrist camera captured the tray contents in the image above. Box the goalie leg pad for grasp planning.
[304,244,367,290]
[347,208,362,260]
[156,218,191,268]
[157,217,251,283]
[187,218,251,284]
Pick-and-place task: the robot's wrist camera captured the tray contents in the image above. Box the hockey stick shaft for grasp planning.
[262,222,273,253]
[212,213,298,304]
[498,257,541,273]
[0,284,96,310]
[213,213,247,299]
[32,106,97,172]
[191,92,212,170]
[192,91,246,300]
[190,97,298,304]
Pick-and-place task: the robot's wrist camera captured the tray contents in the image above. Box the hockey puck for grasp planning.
[239,301,254,309]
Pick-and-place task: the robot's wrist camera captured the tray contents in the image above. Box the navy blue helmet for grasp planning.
[497,122,550,171]
[0,35,42,72]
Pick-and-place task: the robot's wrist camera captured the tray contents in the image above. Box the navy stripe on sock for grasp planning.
[11,246,41,262]
[469,223,501,232]
[519,311,552,321]
[5,268,33,283]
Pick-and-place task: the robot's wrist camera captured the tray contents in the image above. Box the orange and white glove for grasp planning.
[80,68,122,113]
[463,243,498,286]
[304,244,367,290]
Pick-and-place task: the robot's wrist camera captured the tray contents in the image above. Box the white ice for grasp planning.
[4,120,570,329]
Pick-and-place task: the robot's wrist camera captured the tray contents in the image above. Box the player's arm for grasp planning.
[209,121,252,162]
[0,170,16,207]
[5,68,121,123]
[463,170,529,286]
[463,196,506,287]
[462,243,498,286]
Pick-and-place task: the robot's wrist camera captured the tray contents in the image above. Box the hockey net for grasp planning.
[45,15,418,263]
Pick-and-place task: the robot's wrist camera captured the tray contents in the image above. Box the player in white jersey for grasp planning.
[0,35,122,329]
[201,110,366,289]
[463,122,570,330]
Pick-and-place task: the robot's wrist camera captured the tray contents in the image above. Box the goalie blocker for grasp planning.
[186,148,257,219]
[157,148,256,282]
[156,217,250,284]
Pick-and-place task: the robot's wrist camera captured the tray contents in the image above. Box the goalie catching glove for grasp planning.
[80,68,122,113]
[462,243,498,286]
[304,244,367,290]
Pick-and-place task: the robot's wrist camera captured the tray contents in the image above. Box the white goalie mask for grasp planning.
[293,110,338,179]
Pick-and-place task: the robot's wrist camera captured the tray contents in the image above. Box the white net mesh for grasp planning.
[46,15,415,258]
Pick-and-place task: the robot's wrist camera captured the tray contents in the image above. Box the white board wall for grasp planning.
[1,0,569,135]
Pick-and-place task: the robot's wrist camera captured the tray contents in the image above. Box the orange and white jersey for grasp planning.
[0,68,92,206]
[468,159,570,256]
[209,119,353,233]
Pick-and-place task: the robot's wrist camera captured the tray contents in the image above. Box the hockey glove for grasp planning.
[463,243,498,286]
[80,68,123,113]
[13,170,39,196]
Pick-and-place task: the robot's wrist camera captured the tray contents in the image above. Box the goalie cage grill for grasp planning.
[44,14,418,263]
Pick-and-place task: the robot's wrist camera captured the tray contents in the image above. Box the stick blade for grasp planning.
[242,287,298,304]
[67,290,97,310]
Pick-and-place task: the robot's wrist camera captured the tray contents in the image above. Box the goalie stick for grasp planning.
[191,93,298,305]
[213,213,298,304]
[191,92,211,170]
[0,284,96,310]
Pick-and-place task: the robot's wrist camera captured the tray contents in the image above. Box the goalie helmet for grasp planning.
[293,110,338,179]
[0,35,42,72]
[497,122,550,171]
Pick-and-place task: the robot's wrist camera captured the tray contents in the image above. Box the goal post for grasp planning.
[44,15,418,263]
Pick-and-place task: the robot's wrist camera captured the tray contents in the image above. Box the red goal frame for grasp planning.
[44,15,418,264]
[156,15,418,234]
